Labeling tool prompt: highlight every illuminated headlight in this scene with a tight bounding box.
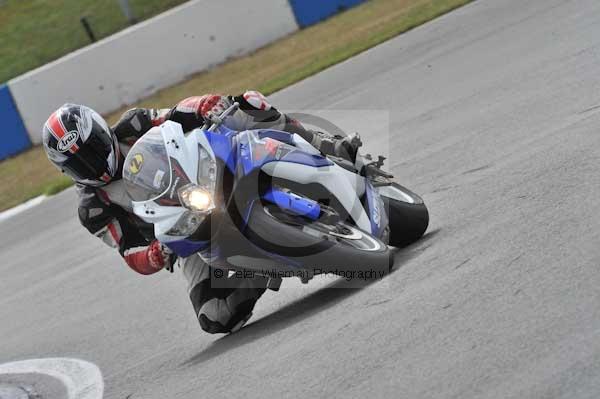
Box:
[178,184,215,213]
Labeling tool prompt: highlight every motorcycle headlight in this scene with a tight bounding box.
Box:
[166,145,218,237]
[165,211,205,237]
[178,184,215,213]
[166,185,215,237]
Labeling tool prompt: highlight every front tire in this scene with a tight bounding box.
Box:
[377,183,429,247]
[243,203,392,275]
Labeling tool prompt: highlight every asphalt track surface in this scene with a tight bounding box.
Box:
[2,0,600,397]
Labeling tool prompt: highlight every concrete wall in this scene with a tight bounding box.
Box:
[8,0,298,145]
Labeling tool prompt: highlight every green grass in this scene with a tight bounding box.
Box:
[0,0,473,211]
[0,0,188,84]
[43,175,74,196]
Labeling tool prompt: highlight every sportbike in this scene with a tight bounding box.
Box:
[123,103,429,287]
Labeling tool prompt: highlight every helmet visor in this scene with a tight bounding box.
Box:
[61,130,115,186]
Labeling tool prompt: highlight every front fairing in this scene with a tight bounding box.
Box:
[122,129,172,202]
[122,121,221,253]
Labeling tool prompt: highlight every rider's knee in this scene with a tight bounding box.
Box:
[197,297,257,334]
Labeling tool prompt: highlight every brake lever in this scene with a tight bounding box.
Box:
[361,155,394,179]
[365,164,394,179]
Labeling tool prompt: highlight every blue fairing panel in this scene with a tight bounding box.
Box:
[202,127,236,172]
[263,188,321,220]
[365,180,388,238]
[280,151,333,167]
[165,239,210,258]
[256,129,295,145]
[237,129,332,175]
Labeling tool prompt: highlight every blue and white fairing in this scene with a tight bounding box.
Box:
[123,121,389,259]
[123,121,216,257]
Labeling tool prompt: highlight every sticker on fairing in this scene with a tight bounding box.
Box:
[129,153,144,174]
[153,170,165,189]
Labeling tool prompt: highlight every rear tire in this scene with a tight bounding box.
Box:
[378,183,429,247]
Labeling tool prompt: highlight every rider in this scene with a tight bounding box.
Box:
[42,92,361,334]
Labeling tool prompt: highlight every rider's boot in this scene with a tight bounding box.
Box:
[282,116,362,163]
[307,130,362,163]
[333,132,362,163]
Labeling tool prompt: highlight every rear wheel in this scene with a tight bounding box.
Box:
[377,183,429,247]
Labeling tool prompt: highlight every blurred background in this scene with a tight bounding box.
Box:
[0,0,187,83]
[0,0,468,212]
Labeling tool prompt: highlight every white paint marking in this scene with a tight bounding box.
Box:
[0,384,29,399]
[0,195,46,223]
[0,358,103,399]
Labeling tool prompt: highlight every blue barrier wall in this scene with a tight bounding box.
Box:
[288,0,366,27]
[0,84,31,160]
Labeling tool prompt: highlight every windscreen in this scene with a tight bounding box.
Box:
[123,129,172,202]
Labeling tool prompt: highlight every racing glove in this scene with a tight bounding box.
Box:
[198,94,229,120]
[124,240,175,275]
[198,94,255,131]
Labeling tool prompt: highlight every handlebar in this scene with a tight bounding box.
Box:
[201,102,240,132]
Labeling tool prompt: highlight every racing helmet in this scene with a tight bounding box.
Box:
[42,104,119,186]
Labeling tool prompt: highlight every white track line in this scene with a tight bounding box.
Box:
[0,358,103,399]
[0,195,46,223]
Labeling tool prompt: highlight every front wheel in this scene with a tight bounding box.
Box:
[377,183,429,247]
[243,202,392,275]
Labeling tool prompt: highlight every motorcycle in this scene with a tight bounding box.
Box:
[122,103,428,286]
